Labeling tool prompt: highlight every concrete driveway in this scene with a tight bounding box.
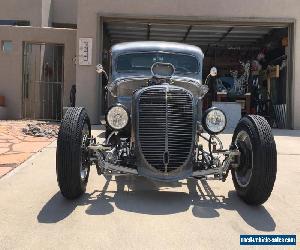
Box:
[0,129,299,250]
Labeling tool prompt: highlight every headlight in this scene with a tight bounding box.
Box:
[202,107,227,134]
[106,104,129,130]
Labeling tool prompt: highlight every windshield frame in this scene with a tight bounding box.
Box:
[112,51,201,80]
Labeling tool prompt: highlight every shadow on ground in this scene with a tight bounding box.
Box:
[37,175,275,232]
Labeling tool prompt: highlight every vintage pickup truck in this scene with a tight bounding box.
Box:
[56,41,277,205]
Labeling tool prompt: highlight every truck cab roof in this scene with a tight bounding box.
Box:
[111,41,204,60]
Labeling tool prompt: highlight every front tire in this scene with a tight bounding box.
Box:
[56,107,91,199]
[231,115,277,205]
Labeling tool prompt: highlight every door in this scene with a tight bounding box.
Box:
[22,43,64,120]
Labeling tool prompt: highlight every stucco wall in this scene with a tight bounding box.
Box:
[0,0,43,26]
[0,0,56,27]
[0,0,77,27]
[42,0,53,27]
[52,0,77,25]
[0,26,76,119]
[76,0,300,128]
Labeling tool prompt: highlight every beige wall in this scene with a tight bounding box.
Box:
[0,26,76,119]
[52,0,77,25]
[0,0,77,27]
[0,0,53,27]
[76,0,300,128]
[42,0,53,27]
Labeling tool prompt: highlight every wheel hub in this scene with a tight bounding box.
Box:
[80,124,90,181]
[237,140,252,176]
[235,130,253,187]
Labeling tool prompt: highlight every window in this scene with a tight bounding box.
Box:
[116,52,199,76]
[52,22,77,29]
[0,20,30,26]
[2,41,13,53]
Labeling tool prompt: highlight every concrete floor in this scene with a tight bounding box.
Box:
[0,129,299,250]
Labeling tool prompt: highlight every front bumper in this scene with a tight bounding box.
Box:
[89,143,240,182]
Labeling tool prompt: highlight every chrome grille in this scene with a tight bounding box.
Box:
[138,87,193,173]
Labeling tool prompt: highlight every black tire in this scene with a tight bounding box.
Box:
[231,115,277,205]
[56,107,91,199]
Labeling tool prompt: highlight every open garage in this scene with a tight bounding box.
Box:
[97,17,293,129]
[74,1,300,129]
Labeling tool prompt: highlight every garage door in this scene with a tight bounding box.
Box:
[104,21,275,48]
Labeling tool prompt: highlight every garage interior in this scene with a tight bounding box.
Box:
[101,19,291,129]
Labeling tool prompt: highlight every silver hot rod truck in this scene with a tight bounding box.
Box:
[56,41,277,205]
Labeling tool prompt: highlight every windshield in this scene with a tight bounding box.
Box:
[115,52,199,76]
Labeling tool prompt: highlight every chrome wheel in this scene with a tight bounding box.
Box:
[80,123,90,181]
[234,130,253,187]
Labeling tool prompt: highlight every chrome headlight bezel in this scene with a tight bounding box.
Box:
[202,107,227,134]
[106,104,129,130]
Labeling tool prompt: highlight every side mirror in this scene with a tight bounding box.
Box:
[210,67,218,77]
[96,64,108,80]
[204,67,218,85]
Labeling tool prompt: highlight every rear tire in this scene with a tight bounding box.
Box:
[56,107,91,199]
[231,115,277,205]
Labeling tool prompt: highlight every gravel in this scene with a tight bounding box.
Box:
[22,122,59,138]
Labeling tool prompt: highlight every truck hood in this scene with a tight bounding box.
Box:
[107,75,208,99]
